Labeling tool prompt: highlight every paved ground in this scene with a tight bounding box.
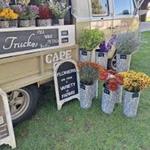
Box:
[140,22,150,32]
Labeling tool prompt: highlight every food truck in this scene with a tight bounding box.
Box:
[0,0,140,125]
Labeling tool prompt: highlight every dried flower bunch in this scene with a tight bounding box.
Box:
[119,71,150,92]
[48,0,71,19]
[100,69,123,91]
[115,32,140,55]
[78,62,103,85]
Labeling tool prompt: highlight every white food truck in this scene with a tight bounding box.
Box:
[0,0,141,125]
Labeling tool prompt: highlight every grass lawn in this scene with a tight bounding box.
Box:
[1,32,150,150]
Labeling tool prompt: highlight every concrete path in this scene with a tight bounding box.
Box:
[140,22,150,32]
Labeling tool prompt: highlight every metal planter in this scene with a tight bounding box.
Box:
[116,54,132,72]
[101,88,116,114]
[115,85,123,104]
[80,82,96,109]
[37,19,52,26]
[123,90,140,117]
[9,20,18,28]
[0,20,9,28]
[95,51,108,69]
[58,19,64,25]
[79,49,92,62]
[19,20,36,27]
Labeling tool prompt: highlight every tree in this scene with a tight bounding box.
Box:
[140,0,150,21]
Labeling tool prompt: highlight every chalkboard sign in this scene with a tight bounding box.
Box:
[54,60,80,110]
[0,89,16,149]
[0,28,59,55]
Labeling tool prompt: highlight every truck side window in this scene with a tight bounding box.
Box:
[91,0,109,16]
[114,0,135,15]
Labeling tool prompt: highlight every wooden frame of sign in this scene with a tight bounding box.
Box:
[0,89,16,149]
[53,59,80,110]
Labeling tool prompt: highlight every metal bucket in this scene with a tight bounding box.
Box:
[123,90,140,117]
[116,54,132,72]
[95,51,108,69]
[37,19,52,26]
[80,82,96,109]
[101,88,116,114]
[79,49,92,62]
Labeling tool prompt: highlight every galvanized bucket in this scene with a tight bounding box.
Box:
[79,49,92,62]
[115,85,123,104]
[19,20,35,27]
[95,50,108,69]
[123,90,140,117]
[80,82,96,109]
[37,19,52,26]
[116,54,132,72]
[0,20,9,28]
[101,88,116,114]
[9,20,18,28]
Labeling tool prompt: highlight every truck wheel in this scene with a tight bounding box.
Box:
[7,85,39,125]
[108,55,116,70]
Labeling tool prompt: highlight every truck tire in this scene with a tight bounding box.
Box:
[7,85,39,126]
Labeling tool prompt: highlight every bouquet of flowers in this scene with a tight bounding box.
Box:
[78,62,103,85]
[48,0,71,19]
[119,71,150,92]
[0,8,19,20]
[99,34,116,53]
[100,69,123,91]
[12,4,39,20]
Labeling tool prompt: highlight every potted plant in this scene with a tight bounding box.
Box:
[78,62,101,109]
[0,2,19,28]
[100,69,123,114]
[120,71,150,117]
[96,34,116,69]
[14,0,39,27]
[35,0,53,26]
[79,29,104,62]
[18,4,39,27]
[115,32,139,72]
[48,0,71,25]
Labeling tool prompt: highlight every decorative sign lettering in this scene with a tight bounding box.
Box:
[54,60,80,110]
[45,50,72,64]
[0,89,16,149]
[0,28,59,55]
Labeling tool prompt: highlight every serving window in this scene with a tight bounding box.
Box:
[91,0,109,16]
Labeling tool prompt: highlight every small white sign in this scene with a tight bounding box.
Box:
[53,60,80,110]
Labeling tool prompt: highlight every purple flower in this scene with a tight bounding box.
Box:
[99,35,116,53]
[29,5,39,15]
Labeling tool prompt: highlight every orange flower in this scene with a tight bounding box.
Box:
[107,79,118,91]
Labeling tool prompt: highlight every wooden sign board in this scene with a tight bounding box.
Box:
[54,60,80,110]
[0,89,16,149]
[0,25,75,58]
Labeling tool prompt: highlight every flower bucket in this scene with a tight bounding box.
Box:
[115,85,123,103]
[116,54,132,72]
[0,20,9,28]
[58,19,64,25]
[95,49,108,69]
[30,19,36,27]
[9,20,18,28]
[79,49,92,62]
[19,20,35,27]
[80,82,96,109]
[37,19,52,26]
[101,87,116,114]
[123,90,140,117]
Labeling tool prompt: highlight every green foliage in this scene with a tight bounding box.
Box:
[116,31,140,55]
[79,29,104,51]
